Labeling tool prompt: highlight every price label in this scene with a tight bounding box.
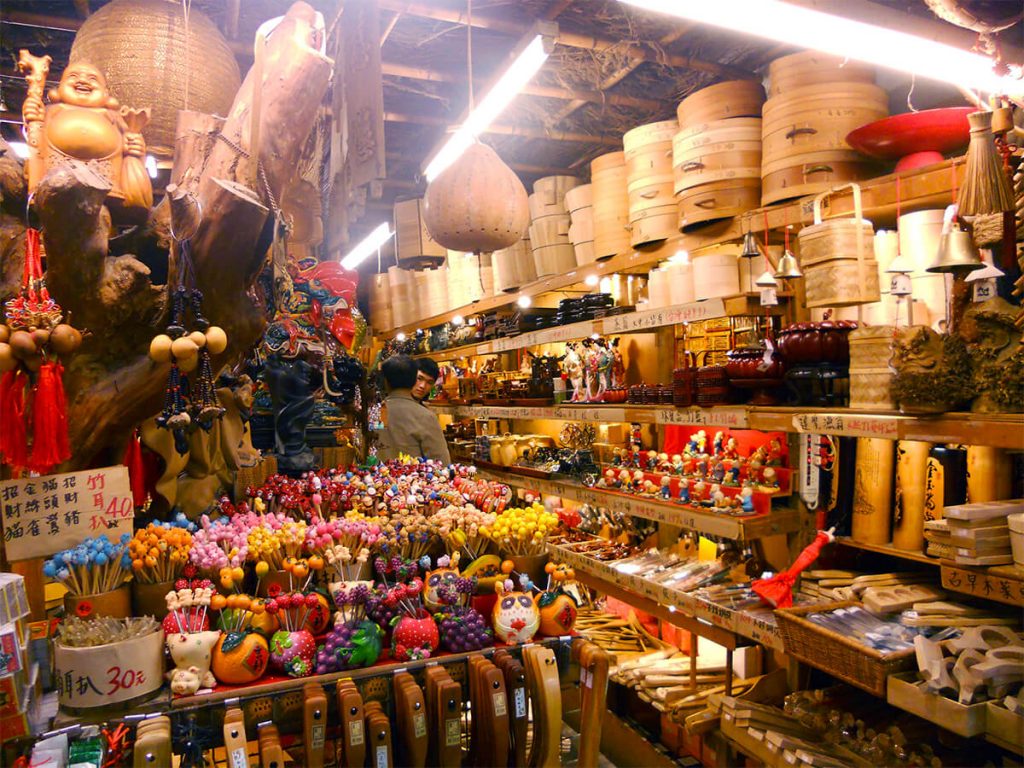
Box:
[656,408,748,428]
[554,406,626,422]
[514,687,527,718]
[230,748,249,768]
[376,746,389,768]
[759,287,778,306]
[349,720,365,746]
[446,718,461,747]
[493,691,508,717]
[311,723,326,750]
[791,413,900,439]
[413,712,427,739]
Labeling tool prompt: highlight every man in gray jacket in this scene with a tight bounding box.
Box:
[377,354,451,462]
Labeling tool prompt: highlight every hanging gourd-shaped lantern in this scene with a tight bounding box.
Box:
[423,142,529,253]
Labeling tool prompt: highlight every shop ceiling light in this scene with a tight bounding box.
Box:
[340,222,394,271]
[517,295,533,308]
[584,274,600,287]
[424,24,557,181]
[618,0,1019,93]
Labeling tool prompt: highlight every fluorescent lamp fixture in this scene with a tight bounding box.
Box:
[452,315,464,326]
[424,28,555,181]
[516,295,532,309]
[340,222,394,270]
[145,155,158,179]
[619,0,1019,92]
[584,274,600,287]
[396,332,407,342]
[7,141,30,159]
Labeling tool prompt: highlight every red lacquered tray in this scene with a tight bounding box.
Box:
[846,107,974,171]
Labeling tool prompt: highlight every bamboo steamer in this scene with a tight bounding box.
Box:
[394,198,447,268]
[629,206,678,247]
[625,121,677,247]
[762,161,877,206]
[532,243,577,277]
[418,266,450,320]
[893,440,933,552]
[591,151,631,259]
[423,143,529,253]
[388,265,414,328]
[446,250,480,306]
[368,272,394,333]
[674,118,764,148]
[494,239,535,293]
[673,120,762,194]
[529,214,571,248]
[532,175,579,216]
[852,437,894,545]
[564,184,592,214]
[568,206,594,246]
[677,80,765,128]
[478,252,495,297]
[767,50,876,96]
[692,250,740,299]
[848,326,899,410]
[677,180,761,231]
[573,241,596,265]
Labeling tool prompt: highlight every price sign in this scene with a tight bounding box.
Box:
[791,413,900,439]
[656,408,748,428]
[759,287,778,306]
[55,629,163,708]
[553,406,626,423]
[0,466,133,561]
[734,611,785,651]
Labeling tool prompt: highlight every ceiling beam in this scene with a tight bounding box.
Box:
[382,61,663,110]
[542,0,574,21]
[374,0,753,79]
[384,111,621,145]
[380,12,402,46]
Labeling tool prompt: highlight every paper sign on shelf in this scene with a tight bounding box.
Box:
[0,466,133,561]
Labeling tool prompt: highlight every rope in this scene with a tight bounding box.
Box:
[212,132,280,214]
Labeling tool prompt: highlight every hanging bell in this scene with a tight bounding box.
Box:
[774,249,803,280]
[740,231,760,258]
[927,226,984,274]
[755,269,777,287]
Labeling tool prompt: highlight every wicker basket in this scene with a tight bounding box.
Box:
[775,600,917,696]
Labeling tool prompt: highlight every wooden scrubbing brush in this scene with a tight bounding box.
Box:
[959,110,1015,216]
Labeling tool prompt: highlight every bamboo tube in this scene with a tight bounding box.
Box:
[893,440,932,552]
[967,445,1013,503]
[924,446,968,520]
[852,437,895,545]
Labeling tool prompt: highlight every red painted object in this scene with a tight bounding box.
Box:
[846,107,974,172]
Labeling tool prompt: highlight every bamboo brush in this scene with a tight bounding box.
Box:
[959,110,1015,216]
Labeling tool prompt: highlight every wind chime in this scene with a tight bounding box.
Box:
[0,228,82,473]
[148,212,228,455]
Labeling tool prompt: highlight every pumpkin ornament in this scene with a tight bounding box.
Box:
[0,228,81,472]
[535,562,579,636]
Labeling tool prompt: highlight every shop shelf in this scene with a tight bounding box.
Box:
[834,537,940,566]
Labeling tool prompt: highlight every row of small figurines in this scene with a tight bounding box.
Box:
[609,453,783,486]
[597,469,779,516]
[615,432,786,468]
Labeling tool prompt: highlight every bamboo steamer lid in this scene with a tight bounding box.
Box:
[532,243,577,278]
[675,116,763,143]
[529,214,571,249]
[761,160,875,206]
[677,179,761,231]
[564,184,593,214]
[368,272,394,332]
[70,0,241,157]
[768,51,876,96]
[493,239,535,293]
[533,175,579,211]
[424,143,529,252]
[851,437,894,545]
[591,151,631,259]
[623,120,678,152]
[629,206,678,247]
[677,80,765,128]
[692,250,741,299]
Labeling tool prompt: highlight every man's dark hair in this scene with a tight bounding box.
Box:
[417,358,440,381]
[381,354,418,390]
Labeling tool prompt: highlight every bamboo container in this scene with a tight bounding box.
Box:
[368,272,393,333]
[591,151,630,259]
[531,175,579,218]
[848,326,899,410]
[677,80,765,127]
[924,446,968,521]
[646,266,671,309]
[967,446,1013,503]
[692,251,740,299]
[478,252,495,297]
[394,198,447,268]
[767,51,876,96]
[493,239,535,293]
[446,250,482,307]
[532,243,577,277]
[565,184,595,265]
[672,119,762,194]
[893,440,933,552]
[663,258,695,305]
[388,265,414,328]
[852,437,894,545]
[624,120,678,247]
[418,265,450,320]
[677,180,761,231]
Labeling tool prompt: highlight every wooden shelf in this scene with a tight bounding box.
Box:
[388,158,963,336]
[413,293,778,363]
[552,544,785,651]
[940,562,1024,608]
[834,536,939,566]
[436,404,1024,450]
[477,467,799,541]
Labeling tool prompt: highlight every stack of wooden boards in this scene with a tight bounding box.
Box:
[947,499,1024,566]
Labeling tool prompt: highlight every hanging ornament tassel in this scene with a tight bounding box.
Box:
[121,428,148,508]
[0,370,30,468]
[28,360,70,473]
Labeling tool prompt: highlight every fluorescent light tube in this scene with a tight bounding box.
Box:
[424,31,554,181]
[619,0,1019,93]
[340,222,394,270]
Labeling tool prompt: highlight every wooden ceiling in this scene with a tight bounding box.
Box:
[1,0,1018,250]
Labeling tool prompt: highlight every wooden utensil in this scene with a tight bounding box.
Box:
[257,724,285,768]
[524,645,562,768]
[336,679,366,768]
[133,717,171,768]
[494,650,529,768]
[223,708,249,768]
[303,683,328,768]
[365,701,394,768]
[393,672,428,768]
[425,665,463,768]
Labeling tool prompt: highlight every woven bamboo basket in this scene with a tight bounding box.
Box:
[692,251,741,299]
[676,80,765,128]
[673,120,762,195]
[531,175,579,217]
[493,239,535,293]
[848,325,901,409]
[394,198,447,268]
[368,272,393,333]
[805,261,881,308]
[70,0,240,157]
[591,151,631,259]
[677,179,761,231]
[767,51,876,95]
[775,601,916,696]
[532,243,577,278]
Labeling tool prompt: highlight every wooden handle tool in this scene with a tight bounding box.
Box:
[223,708,250,768]
[303,683,328,768]
[336,680,366,768]
[524,646,562,768]
[470,657,510,768]
[133,717,170,768]
[577,642,610,768]
[425,666,463,767]
[257,724,285,768]
[494,651,529,768]
[394,672,428,768]
[365,701,394,768]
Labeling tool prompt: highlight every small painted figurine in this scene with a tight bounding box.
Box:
[618,469,631,489]
[632,469,645,492]
[612,447,623,466]
[766,438,784,466]
[740,484,755,513]
[692,480,706,504]
[724,437,740,460]
[695,457,708,479]
[610,337,626,389]
[726,463,741,487]
[707,483,722,507]
[711,460,726,484]
[671,454,684,475]
[645,450,659,471]
[629,423,643,452]
[678,478,691,504]
[642,479,657,497]
[660,475,672,499]
[600,468,616,488]
[762,466,779,489]
[713,431,725,456]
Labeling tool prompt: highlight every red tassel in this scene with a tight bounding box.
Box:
[28,360,70,473]
[121,429,148,507]
[0,370,30,469]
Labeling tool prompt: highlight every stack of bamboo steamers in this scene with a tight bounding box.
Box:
[529,175,580,277]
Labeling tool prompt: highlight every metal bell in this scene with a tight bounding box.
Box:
[740,231,760,258]
[927,227,984,274]
[755,269,777,287]
[774,249,803,279]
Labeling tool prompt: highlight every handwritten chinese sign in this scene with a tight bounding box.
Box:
[55,629,163,708]
[941,564,1024,607]
[791,413,900,439]
[0,466,133,561]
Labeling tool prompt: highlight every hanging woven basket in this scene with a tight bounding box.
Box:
[70,0,241,158]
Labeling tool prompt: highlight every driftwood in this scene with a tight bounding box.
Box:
[0,1,333,468]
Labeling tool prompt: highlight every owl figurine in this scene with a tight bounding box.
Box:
[492,579,540,645]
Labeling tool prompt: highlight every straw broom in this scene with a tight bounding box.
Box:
[958,110,1015,216]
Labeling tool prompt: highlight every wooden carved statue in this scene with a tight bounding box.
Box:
[19,54,153,210]
[960,297,1024,413]
[890,326,976,414]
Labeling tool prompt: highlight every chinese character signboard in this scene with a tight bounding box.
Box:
[0,466,133,561]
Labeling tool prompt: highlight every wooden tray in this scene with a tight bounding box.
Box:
[986,701,1024,753]
[887,672,988,737]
